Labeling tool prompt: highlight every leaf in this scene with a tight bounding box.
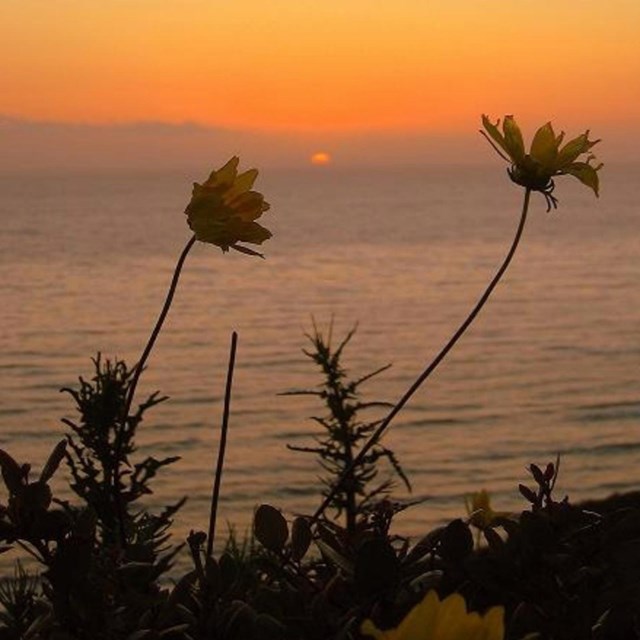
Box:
[315,539,354,576]
[354,537,400,597]
[290,517,312,561]
[404,526,445,564]
[40,440,67,483]
[483,527,504,552]
[542,463,554,482]
[529,463,546,487]
[0,450,23,494]
[439,519,473,561]
[253,504,288,552]
[519,484,538,504]
[159,625,191,637]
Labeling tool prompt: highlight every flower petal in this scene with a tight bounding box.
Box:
[530,122,558,168]
[360,619,391,640]
[482,606,505,640]
[562,161,602,196]
[226,191,270,221]
[481,115,514,162]
[556,132,600,168]
[204,156,239,187]
[502,116,525,164]
[236,220,272,245]
[228,168,259,196]
[396,590,439,639]
[230,244,266,258]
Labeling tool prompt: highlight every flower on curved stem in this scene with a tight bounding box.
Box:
[481,115,603,211]
[361,590,504,640]
[185,156,271,257]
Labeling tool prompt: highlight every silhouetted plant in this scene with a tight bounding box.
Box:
[3,124,632,640]
[0,563,42,639]
[61,354,183,556]
[285,324,410,535]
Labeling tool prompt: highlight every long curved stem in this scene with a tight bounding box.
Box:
[114,234,196,548]
[124,235,197,419]
[311,189,532,524]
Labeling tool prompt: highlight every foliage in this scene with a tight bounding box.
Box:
[285,324,411,535]
[0,355,185,639]
[61,354,182,547]
[2,414,640,639]
[2,127,633,639]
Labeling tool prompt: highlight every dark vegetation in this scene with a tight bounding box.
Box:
[0,134,622,638]
[0,331,639,640]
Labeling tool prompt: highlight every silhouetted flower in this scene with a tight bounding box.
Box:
[361,590,504,640]
[481,115,603,210]
[185,157,271,256]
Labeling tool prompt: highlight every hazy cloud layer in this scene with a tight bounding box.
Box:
[0,117,495,171]
[1,117,636,172]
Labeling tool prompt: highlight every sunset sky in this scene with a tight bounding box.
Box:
[1,1,639,167]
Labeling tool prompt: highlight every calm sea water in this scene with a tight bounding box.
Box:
[0,164,638,554]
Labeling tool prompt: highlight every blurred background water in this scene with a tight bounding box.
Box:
[0,164,638,559]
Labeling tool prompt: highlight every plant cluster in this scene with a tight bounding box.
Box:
[1,118,631,640]
[0,347,638,639]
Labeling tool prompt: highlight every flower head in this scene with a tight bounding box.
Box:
[465,490,511,534]
[185,157,271,257]
[481,115,603,210]
[361,590,504,640]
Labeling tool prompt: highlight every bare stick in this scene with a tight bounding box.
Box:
[207,331,239,557]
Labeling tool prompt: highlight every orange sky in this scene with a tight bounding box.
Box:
[1,1,639,134]
[1,1,639,169]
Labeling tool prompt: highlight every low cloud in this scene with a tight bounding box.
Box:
[0,116,491,171]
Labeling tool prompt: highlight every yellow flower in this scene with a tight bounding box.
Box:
[185,156,271,256]
[464,490,506,530]
[481,115,603,210]
[361,590,504,640]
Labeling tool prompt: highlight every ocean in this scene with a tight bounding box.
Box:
[0,163,638,555]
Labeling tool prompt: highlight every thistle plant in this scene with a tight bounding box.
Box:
[312,115,603,525]
[286,324,410,535]
[61,354,183,558]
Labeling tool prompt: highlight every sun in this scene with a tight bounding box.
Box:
[310,151,332,166]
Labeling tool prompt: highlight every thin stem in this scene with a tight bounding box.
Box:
[207,331,238,557]
[124,235,197,418]
[115,234,196,548]
[311,189,532,524]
